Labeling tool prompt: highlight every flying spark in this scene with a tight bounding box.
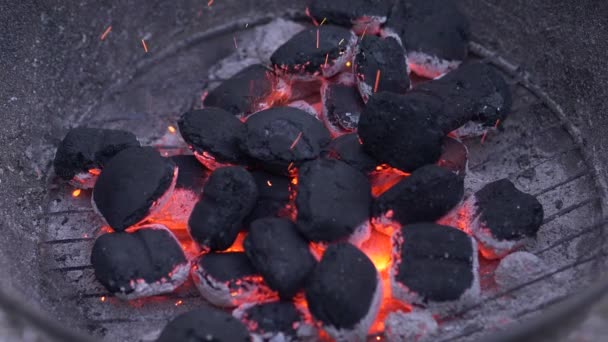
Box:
[207,0,214,6]
[100,26,112,41]
[266,180,273,187]
[233,36,238,49]
[141,39,149,53]
[167,125,176,134]
[290,132,303,150]
[319,17,327,26]
[316,29,320,49]
[72,189,81,198]
[374,69,381,93]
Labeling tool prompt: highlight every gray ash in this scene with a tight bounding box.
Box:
[354,36,410,101]
[321,83,365,134]
[358,91,444,172]
[373,165,464,226]
[241,107,331,175]
[244,218,317,299]
[188,166,258,251]
[178,107,248,165]
[157,308,250,342]
[90,225,188,300]
[204,64,275,116]
[296,158,372,243]
[53,127,139,186]
[243,170,291,228]
[92,147,176,231]
[323,133,377,174]
[391,223,479,312]
[270,25,356,78]
[305,243,381,340]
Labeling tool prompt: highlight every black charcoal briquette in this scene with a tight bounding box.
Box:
[321,83,365,134]
[157,308,250,342]
[204,64,275,116]
[358,91,444,172]
[242,107,331,175]
[296,158,372,243]
[234,301,315,341]
[170,155,209,193]
[323,133,377,174]
[438,137,468,175]
[244,218,316,299]
[188,167,258,251]
[53,127,139,187]
[308,0,391,34]
[305,243,381,341]
[243,170,291,228]
[92,147,177,231]
[91,225,189,300]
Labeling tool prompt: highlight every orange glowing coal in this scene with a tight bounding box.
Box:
[370,165,410,197]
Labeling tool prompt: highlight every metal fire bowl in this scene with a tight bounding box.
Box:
[1,1,608,341]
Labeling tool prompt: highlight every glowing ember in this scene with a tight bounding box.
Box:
[72,189,81,197]
[167,125,176,134]
[100,26,112,41]
[141,39,149,53]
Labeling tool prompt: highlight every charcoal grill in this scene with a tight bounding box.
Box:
[1,0,608,341]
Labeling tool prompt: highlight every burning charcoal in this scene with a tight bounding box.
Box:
[233,301,317,341]
[320,83,365,134]
[92,147,177,231]
[306,243,382,341]
[242,107,331,175]
[373,165,464,236]
[438,137,468,175]
[90,224,189,300]
[494,252,547,289]
[354,35,410,102]
[323,133,377,174]
[308,0,391,35]
[391,223,480,314]
[384,0,471,78]
[271,26,357,79]
[456,179,544,259]
[412,62,512,136]
[296,158,372,244]
[53,127,140,188]
[243,170,291,228]
[204,64,276,116]
[178,108,248,169]
[191,252,275,308]
[358,91,444,172]
[170,155,209,193]
[157,308,250,342]
[188,167,258,251]
[244,218,316,299]
[384,311,438,342]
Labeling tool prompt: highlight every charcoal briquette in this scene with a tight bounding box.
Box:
[438,137,468,175]
[157,308,250,342]
[305,243,381,341]
[243,170,291,228]
[321,83,365,134]
[323,133,377,174]
[92,147,177,231]
[53,127,140,187]
[308,0,391,34]
[188,167,258,251]
[296,158,372,243]
[170,155,209,193]
[233,301,316,341]
[91,225,189,300]
[242,107,331,175]
[244,218,316,299]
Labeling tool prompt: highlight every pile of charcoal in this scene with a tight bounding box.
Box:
[52,0,545,341]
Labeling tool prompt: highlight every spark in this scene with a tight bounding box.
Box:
[233,36,238,49]
[72,189,81,198]
[338,38,345,45]
[291,178,298,185]
[290,132,303,150]
[346,61,352,68]
[100,26,112,41]
[141,39,149,53]
[319,17,327,26]
[100,296,106,302]
[494,119,501,128]
[305,7,320,26]
[481,130,489,144]
[175,300,183,306]
[266,180,272,187]
[374,69,381,93]
[324,53,329,68]
[360,24,370,41]
[207,0,214,6]
[88,168,101,176]
[167,125,176,134]
[316,29,320,49]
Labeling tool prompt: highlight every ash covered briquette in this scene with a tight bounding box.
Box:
[494,251,547,289]
[354,36,410,102]
[188,167,258,251]
[92,147,177,231]
[233,301,316,341]
[296,158,372,244]
[412,62,512,136]
[170,155,208,193]
[191,252,274,308]
[321,83,365,134]
[244,218,316,299]
[157,307,250,342]
[384,310,438,342]
[91,224,189,300]
[358,91,444,172]
[241,107,331,174]
[323,133,377,174]
[271,25,357,79]
[391,223,479,314]
[384,0,471,78]
[438,137,468,175]
[308,0,391,34]
[204,64,275,116]
[306,243,382,341]
[178,107,248,168]
[467,179,544,259]
[243,170,291,228]
[373,165,464,236]
[53,127,140,188]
